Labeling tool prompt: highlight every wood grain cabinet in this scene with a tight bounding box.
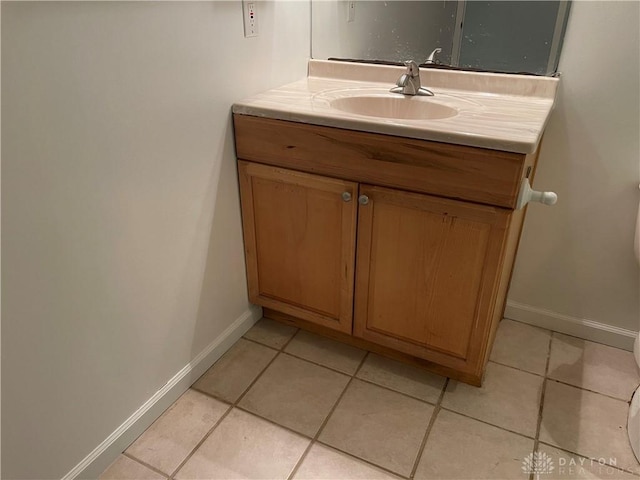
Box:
[238,161,357,334]
[234,114,538,385]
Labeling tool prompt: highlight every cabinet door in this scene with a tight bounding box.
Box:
[238,161,358,333]
[354,185,509,367]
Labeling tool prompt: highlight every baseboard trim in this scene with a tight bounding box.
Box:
[63,306,262,480]
[505,300,637,351]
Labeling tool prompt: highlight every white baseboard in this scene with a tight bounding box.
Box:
[63,305,262,480]
[505,300,637,351]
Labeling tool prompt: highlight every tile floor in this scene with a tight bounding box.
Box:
[100,318,640,480]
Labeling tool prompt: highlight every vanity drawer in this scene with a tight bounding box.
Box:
[233,114,533,208]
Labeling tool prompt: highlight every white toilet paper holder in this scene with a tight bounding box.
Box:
[515,178,558,210]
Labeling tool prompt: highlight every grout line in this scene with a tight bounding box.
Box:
[487,359,545,377]
[279,350,364,377]
[529,330,553,480]
[234,404,314,440]
[167,404,234,478]
[503,317,553,335]
[351,349,369,378]
[299,349,414,479]
[284,427,317,477]
[240,336,285,353]
[190,346,279,406]
[244,330,447,409]
[242,323,300,353]
[281,327,303,350]
[246,324,449,405]
[489,359,546,378]
[491,337,632,403]
[409,377,450,479]
[536,441,640,477]
[234,351,286,406]
[187,371,460,479]
[352,371,443,406]
[490,333,636,402]
[286,351,371,480]
[280,348,444,407]
[169,337,289,479]
[437,405,537,440]
[314,439,410,479]
[544,377,636,403]
[121,452,173,479]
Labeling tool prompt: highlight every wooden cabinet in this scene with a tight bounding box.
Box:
[238,161,358,334]
[234,114,538,385]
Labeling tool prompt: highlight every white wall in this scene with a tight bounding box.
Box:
[507,1,640,347]
[1,2,309,478]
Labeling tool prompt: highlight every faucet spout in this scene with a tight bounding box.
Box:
[390,60,434,96]
[425,48,442,65]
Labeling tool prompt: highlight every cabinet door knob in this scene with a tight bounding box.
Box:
[358,194,370,205]
[342,192,352,202]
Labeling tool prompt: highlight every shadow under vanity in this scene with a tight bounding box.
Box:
[232,60,559,386]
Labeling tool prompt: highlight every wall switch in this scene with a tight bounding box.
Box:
[242,1,258,38]
[347,1,356,22]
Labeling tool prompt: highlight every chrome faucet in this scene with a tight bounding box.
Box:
[425,47,442,65]
[390,60,434,96]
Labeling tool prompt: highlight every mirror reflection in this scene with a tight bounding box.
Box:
[312,1,571,76]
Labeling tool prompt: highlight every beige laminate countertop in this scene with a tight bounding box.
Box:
[232,60,560,154]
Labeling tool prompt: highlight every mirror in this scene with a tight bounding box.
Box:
[311,1,571,76]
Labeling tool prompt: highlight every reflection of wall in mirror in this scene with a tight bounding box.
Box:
[312,0,457,64]
[459,1,568,75]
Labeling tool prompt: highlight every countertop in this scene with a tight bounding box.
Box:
[232,60,559,154]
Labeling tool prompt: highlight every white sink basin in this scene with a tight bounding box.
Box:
[329,95,458,120]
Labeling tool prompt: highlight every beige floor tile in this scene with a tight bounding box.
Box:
[442,362,543,437]
[243,317,297,350]
[284,330,366,374]
[538,445,639,479]
[356,353,445,403]
[239,354,349,436]
[415,409,533,479]
[126,389,229,475]
[548,334,640,401]
[319,379,434,477]
[99,455,166,479]
[490,319,551,375]
[293,444,399,480]
[175,408,309,480]
[540,381,640,475]
[193,338,277,403]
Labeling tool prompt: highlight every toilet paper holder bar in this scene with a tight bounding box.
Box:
[515,178,558,210]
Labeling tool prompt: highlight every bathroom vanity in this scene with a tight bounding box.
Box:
[233,60,559,386]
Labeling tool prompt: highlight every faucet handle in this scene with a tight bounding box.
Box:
[404,60,420,77]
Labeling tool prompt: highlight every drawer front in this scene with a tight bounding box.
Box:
[234,114,529,208]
